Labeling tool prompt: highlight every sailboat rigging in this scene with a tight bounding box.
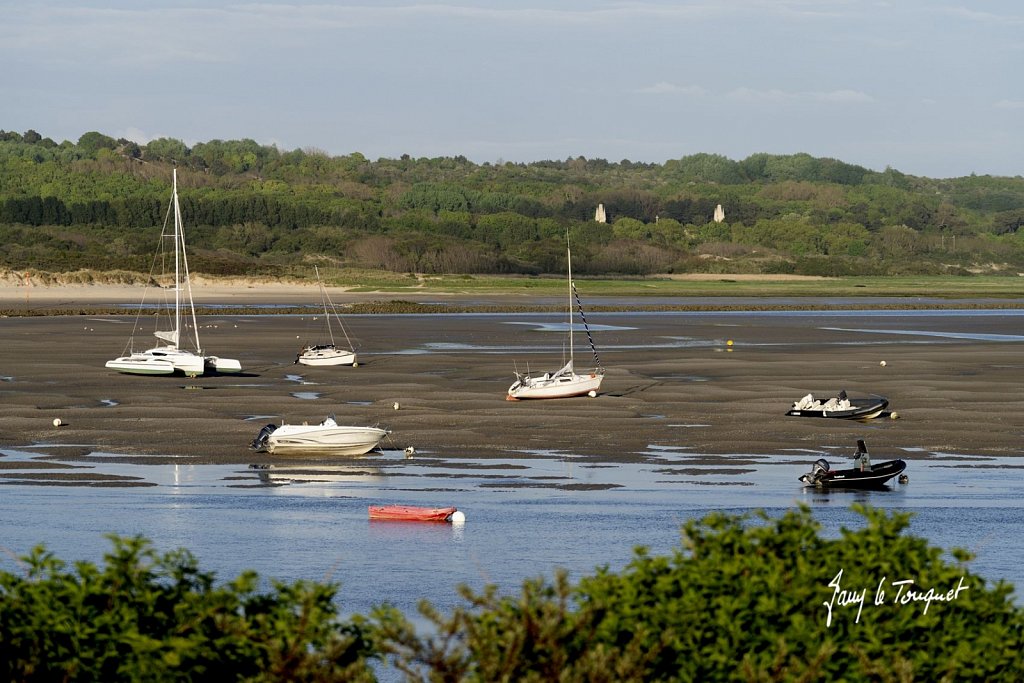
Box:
[294,266,358,366]
[507,235,604,400]
[105,169,241,377]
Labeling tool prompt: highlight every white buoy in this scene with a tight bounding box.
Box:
[352,362,359,367]
[404,446,416,456]
[880,360,887,367]
[450,510,466,524]
[393,402,400,410]
[588,390,597,398]
[52,418,62,427]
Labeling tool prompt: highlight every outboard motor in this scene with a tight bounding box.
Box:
[800,458,831,485]
[250,423,278,451]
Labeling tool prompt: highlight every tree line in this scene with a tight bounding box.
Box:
[2,129,1023,277]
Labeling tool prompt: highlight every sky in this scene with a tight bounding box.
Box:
[2,1,1022,179]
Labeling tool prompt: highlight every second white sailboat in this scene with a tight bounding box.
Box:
[507,235,604,400]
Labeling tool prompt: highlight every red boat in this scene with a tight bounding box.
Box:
[368,505,459,522]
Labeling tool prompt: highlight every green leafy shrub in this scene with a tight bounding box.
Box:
[3,508,1022,680]
[380,505,1023,681]
[0,536,377,681]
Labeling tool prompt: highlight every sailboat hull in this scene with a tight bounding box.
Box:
[105,356,176,375]
[507,372,603,400]
[296,346,357,366]
[205,356,242,374]
[107,347,205,376]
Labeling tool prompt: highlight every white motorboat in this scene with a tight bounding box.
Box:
[106,169,241,377]
[507,235,604,400]
[295,266,358,366]
[250,416,388,455]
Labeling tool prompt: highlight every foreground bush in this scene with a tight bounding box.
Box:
[0,536,377,681]
[381,505,1023,681]
[2,506,1022,681]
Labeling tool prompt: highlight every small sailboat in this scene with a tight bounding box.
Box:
[295,266,357,366]
[250,415,388,455]
[106,169,240,377]
[507,235,604,400]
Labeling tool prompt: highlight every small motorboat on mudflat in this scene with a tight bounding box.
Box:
[368,505,461,522]
[799,440,906,490]
[786,390,888,420]
[250,416,387,455]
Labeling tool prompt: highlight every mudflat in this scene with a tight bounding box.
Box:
[2,293,1023,474]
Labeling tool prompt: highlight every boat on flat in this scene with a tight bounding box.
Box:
[295,266,358,367]
[250,416,387,455]
[508,361,603,400]
[296,345,356,367]
[507,233,604,400]
[107,169,240,377]
[786,390,888,419]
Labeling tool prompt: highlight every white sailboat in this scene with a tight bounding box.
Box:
[507,236,604,400]
[295,266,358,366]
[106,169,241,377]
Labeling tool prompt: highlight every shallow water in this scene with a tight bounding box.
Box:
[1,444,1021,622]
[378,308,1024,355]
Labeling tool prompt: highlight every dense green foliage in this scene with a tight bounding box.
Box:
[0,536,377,681]
[381,505,1023,681]
[2,128,1024,277]
[3,507,1020,680]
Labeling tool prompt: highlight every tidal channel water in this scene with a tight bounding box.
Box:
[1,443,1021,622]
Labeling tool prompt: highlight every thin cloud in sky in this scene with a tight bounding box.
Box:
[2,0,1022,177]
[635,82,707,96]
[817,90,875,104]
[726,88,874,104]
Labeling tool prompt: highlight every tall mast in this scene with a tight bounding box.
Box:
[172,169,181,345]
[172,168,202,352]
[566,233,573,363]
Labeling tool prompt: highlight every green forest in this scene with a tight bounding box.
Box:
[2,128,1024,279]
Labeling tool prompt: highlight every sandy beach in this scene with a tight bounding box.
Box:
[2,283,1023,484]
